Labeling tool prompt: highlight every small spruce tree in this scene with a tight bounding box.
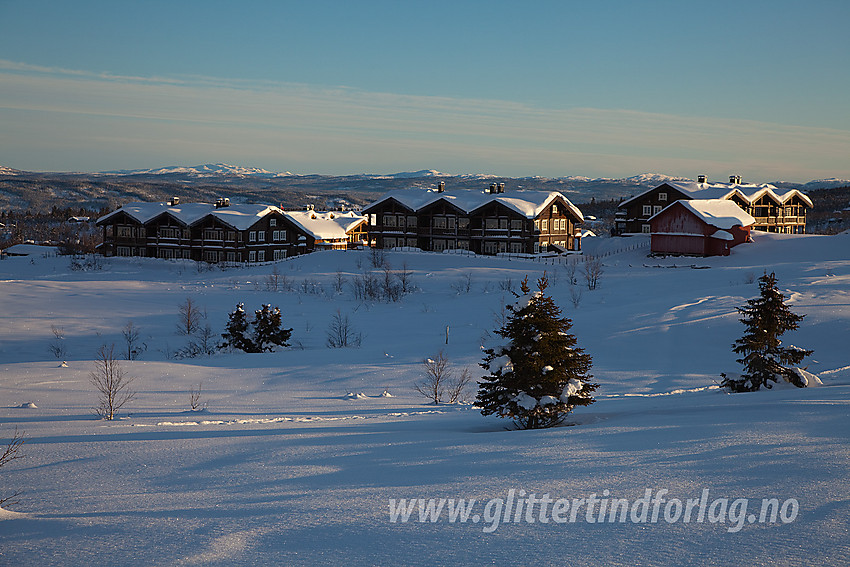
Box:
[221,303,257,352]
[252,304,292,352]
[722,272,813,391]
[477,275,597,429]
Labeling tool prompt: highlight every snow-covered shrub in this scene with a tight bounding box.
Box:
[477,275,597,429]
[721,272,814,392]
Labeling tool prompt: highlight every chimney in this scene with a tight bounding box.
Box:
[489,183,497,194]
[729,175,741,185]
[437,181,445,193]
[214,197,231,208]
[697,175,706,184]
[498,182,505,193]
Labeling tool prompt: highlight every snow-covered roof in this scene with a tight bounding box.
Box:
[363,188,583,220]
[620,181,812,208]
[1,243,59,256]
[650,199,755,229]
[97,202,283,230]
[284,210,366,241]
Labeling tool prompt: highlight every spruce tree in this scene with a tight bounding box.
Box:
[221,303,258,353]
[477,275,597,429]
[722,272,813,391]
[252,304,292,352]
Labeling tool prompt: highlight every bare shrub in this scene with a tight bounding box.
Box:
[90,344,136,420]
[451,273,473,294]
[570,285,583,308]
[565,258,579,286]
[177,297,205,336]
[414,351,471,404]
[382,266,402,302]
[333,270,347,294]
[370,247,387,269]
[189,382,205,411]
[326,310,362,348]
[48,325,67,360]
[122,321,145,360]
[583,256,604,290]
[397,262,414,295]
[498,278,515,293]
[0,427,25,508]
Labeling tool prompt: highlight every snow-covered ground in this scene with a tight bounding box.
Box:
[1,232,849,565]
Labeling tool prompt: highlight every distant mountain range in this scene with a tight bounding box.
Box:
[0,163,848,213]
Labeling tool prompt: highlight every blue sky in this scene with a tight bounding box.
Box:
[1,0,848,181]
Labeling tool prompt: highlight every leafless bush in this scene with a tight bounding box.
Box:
[398,262,414,295]
[189,382,205,411]
[382,266,402,302]
[583,255,604,290]
[300,278,323,295]
[570,284,583,308]
[351,271,382,301]
[90,344,136,420]
[122,321,145,360]
[0,427,25,508]
[565,259,579,286]
[326,310,363,348]
[333,270,347,294]
[48,325,67,360]
[414,351,471,404]
[498,278,515,293]
[370,247,387,269]
[451,273,473,294]
[177,297,205,336]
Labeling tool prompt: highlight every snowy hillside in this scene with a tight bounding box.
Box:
[102,163,292,177]
[1,233,849,565]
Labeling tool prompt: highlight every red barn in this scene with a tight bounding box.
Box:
[649,199,755,257]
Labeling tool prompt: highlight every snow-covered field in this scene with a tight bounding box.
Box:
[1,233,849,566]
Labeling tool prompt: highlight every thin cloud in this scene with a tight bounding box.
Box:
[0,60,848,179]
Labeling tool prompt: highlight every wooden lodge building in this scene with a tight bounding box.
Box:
[614,176,811,236]
[362,183,585,255]
[649,199,755,257]
[96,198,367,262]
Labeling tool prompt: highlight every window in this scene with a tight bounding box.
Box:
[658,192,668,202]
[249,231,256,242]
[458,217,469,229]
[642,205,653,216]
[447,216,456,230]
[485,218,498,230]
[226,231,236,241]
[653,205,662,215]
[552,205,557,214]
[407,238,417,247]
[383,215,397,227]
[117,246,131,257]
[510,242,523,253]
[258,250,265,262]
[534,242,540,254]
[117,226,133,238]
[511,219,523,231]
[272,230,280,241]
[274,249,286,260]
[226,251,236,262]
[270,218,277,227]
[258,231,265,242]
[433,216,447,229]
[204,251,218,262]
[642,224,651,233]
[407,216,417,228]
[457,239,469,250]
[484,241,498,254]
[249,251,256,262]
[498,218,508,230]
[534,220,540,231]
[203,229,221,240]
[541,220,548,232]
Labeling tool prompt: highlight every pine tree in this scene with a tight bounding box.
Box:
[722,272,813,392]
[477,275,597,429]
[252,304,292,352]
[220,303,257,353]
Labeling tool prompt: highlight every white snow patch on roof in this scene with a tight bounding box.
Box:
[284,211,366,240]
[651,199,755,229]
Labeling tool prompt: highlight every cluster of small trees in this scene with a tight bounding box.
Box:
[220,303,293,353]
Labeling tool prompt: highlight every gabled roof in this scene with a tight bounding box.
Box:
[284,210,366,241]
[650,199,755,230]
[97,201,283,231]
[619,181,812,208]
[363,188,583,220]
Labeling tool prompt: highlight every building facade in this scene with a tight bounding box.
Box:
[97,199,365,262]
[362,184,584,255]
[649,199,755,257]
[615,177,811,235]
